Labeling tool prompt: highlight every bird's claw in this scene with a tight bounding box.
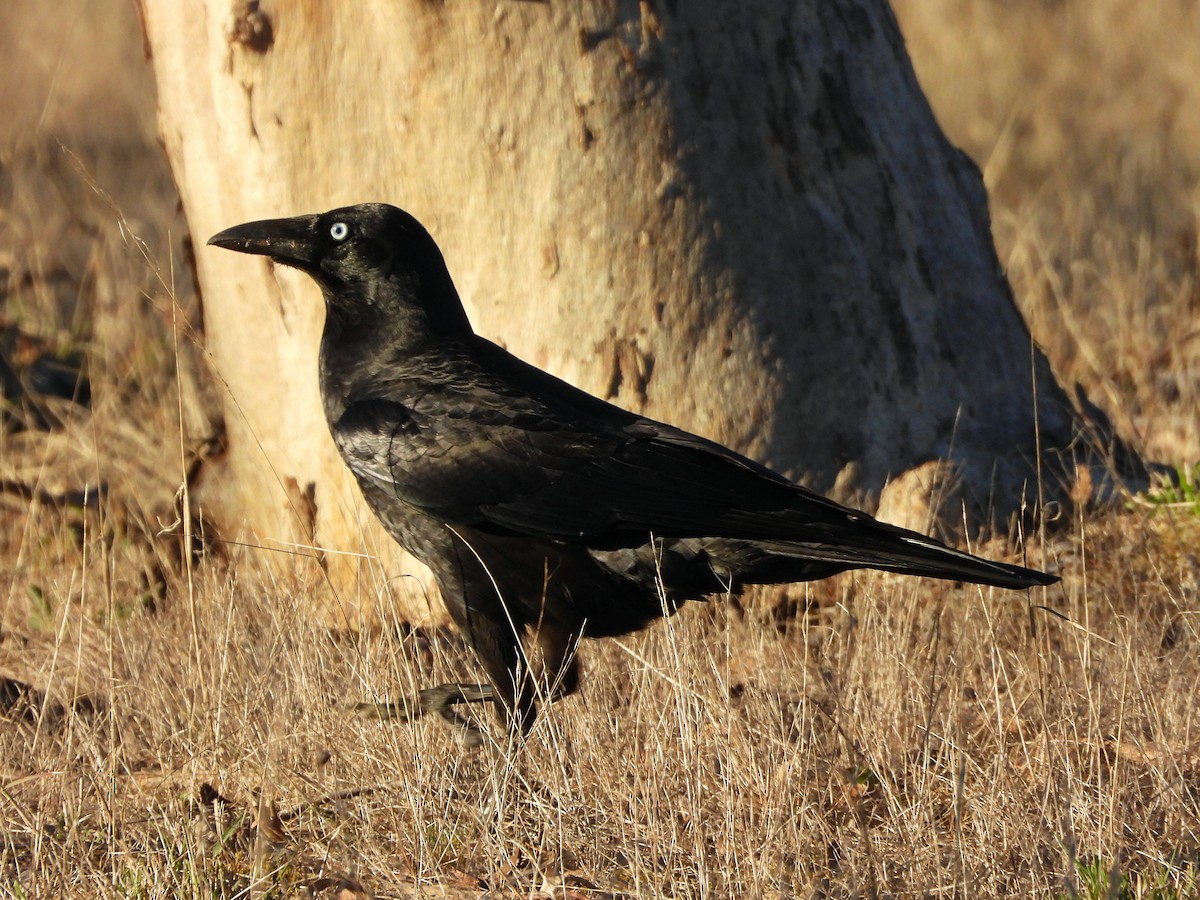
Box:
[355,682,496,743]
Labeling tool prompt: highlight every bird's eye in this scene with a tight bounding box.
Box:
[329,222,350,241]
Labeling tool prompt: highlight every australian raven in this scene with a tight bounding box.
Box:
[209,203,1057,735]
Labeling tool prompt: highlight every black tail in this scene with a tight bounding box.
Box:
[753,519,1058,590]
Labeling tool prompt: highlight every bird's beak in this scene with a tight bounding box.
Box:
[207,214,321,268]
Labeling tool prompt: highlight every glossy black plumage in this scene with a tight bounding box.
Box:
[209,203,1058,734]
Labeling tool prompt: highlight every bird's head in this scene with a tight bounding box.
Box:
[208,203,472,337]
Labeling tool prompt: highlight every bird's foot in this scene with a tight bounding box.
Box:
[355,682,496,745]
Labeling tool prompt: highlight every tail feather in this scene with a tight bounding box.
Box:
[758,521,1057,590]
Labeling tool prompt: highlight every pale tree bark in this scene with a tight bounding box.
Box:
[139,0,1132,619]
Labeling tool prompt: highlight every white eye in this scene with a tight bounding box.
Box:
[329,222,349,241]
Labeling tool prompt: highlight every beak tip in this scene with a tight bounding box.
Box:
[206,229,237,250]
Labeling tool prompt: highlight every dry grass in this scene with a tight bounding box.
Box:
[2,1,1199,897]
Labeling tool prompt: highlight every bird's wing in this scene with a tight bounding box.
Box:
[331,338,862,547]
[331,338,1056,590]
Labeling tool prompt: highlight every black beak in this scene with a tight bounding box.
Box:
[207,214,321,268]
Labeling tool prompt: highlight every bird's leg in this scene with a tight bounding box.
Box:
[534,623,582,702]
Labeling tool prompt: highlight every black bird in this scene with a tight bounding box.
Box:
[209,203,1058,735]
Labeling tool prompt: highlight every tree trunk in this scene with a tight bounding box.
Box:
[138,0,1121,620]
